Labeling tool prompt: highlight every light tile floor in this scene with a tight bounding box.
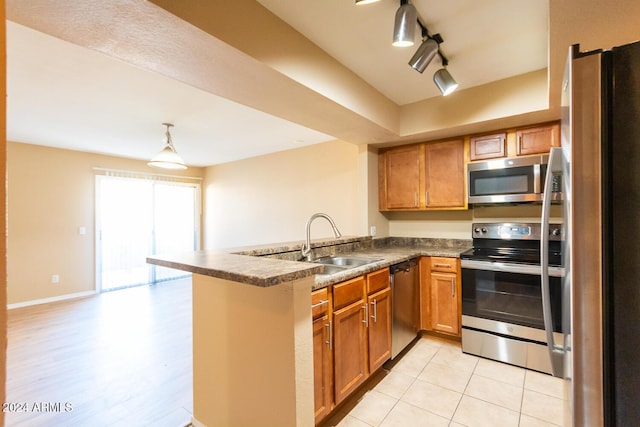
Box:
[328,335,568,427]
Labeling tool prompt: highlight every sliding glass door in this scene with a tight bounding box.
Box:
[96,174,200,291]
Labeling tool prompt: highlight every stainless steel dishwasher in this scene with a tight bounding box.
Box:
[389,258,419,358]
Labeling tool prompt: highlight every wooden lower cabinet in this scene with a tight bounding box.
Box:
[430,271,459,335]
[420,257,461,337]
[333,299,367,405]
[313,269,392,422]
[367,287,392,373]
[313,314,332,423]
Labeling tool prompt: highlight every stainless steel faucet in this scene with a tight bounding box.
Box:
[301,213,342,261]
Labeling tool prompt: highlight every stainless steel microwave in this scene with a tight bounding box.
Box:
[467,154,562,204]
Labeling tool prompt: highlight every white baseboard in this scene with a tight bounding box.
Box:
[8,290,97,309]
[190,417,206,427]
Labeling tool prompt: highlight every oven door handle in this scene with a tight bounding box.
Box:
[461,259,564,277]
[541,147,565,377]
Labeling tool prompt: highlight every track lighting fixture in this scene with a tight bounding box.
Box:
[355,0,381,4]
[409,37,439,73]
[148,123,187,170]
[392,0,417,47]
[434,67,459,96]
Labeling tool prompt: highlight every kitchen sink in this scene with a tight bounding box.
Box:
[311,255,382,276]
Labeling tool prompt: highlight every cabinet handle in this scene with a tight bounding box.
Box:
[433,263,452,268]
[425,191,429,206]
[370,299,377,323]
[311,299,328,309]
[414,192,418,207]
[451,278,455,297]
[325,321,333,350]
[362,304,369,327]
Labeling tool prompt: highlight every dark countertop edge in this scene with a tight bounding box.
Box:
[147,238,472,289]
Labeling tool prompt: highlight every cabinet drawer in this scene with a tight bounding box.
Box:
[367,268,390,295]
[430,257,458,273]
[333,276,365,310]
[311,288,329,319]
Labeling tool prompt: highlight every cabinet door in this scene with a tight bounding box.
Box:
[470,133,506,161]
[379,145,420,210]
[367,287,392,373]
[313,315,332,424]
[424,140,465,208]
[430,272,460,335]
[333,300,368,405]
[516,123,560,156]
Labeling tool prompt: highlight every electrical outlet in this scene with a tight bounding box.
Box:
[370,226,377,236]
[51,274,60,284]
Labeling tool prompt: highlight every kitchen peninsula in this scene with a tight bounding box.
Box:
[147,236,470,427]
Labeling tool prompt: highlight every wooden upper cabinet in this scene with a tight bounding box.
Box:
[378,139,465,211]
[516,123,560,156]
[470,133,506,161]
[379,145,420,209]
[424,139,465,208]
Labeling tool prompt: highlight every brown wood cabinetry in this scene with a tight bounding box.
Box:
[379,145,420,209]
[379,139,465,211]
[332,277,367,405]
[469,133,506,161]
[425,140,465,208]
[314,268,392,418]
[516,123,560,156]
[311,288,332,424]
[419,257,461,337]
[366,268,391,373]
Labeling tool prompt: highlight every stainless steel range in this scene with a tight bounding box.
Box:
[460,222,564,375]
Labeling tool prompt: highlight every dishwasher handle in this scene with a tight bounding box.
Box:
[390,258,418,274]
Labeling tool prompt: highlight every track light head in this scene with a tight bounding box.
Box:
[409,38,439,73]
[433,68,459,96]
[392,1,417,47]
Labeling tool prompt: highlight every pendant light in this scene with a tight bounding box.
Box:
[433,67,459,96]
[148,123,187,170]
[392,0,417,47]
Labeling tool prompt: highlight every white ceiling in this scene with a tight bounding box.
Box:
[6,0,548,167]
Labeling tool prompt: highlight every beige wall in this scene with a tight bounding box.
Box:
[203,140,360,249]
[7,142,204,305]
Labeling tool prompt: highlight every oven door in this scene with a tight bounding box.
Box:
[461,260,563,335]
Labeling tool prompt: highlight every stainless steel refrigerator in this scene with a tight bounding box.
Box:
[542,40,640,427]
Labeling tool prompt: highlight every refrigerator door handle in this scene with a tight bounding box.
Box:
[541,146,565,377]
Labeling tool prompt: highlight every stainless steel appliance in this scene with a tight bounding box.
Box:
[389,259,419,359]
[467,155,563,204]
[460,223,564,375]
[553,40,640,427]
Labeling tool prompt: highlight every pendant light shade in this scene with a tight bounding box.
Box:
[148,123,187,170]
[392,1,417,47]
[409,38,439,73]
[433,68,459,96]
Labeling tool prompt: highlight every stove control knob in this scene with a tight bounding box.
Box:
[474,228,481,233]
[481,227,488,233]
[551,228,561,236]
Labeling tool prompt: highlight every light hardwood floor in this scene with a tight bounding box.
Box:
[6,278,193,427]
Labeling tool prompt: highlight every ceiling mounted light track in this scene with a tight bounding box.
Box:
[355,0,381,4]
[392,0,417,47]
[148,123,188,170]
[360,0,459,96]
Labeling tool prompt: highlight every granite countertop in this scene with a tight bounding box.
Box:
[147,236,472,289]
